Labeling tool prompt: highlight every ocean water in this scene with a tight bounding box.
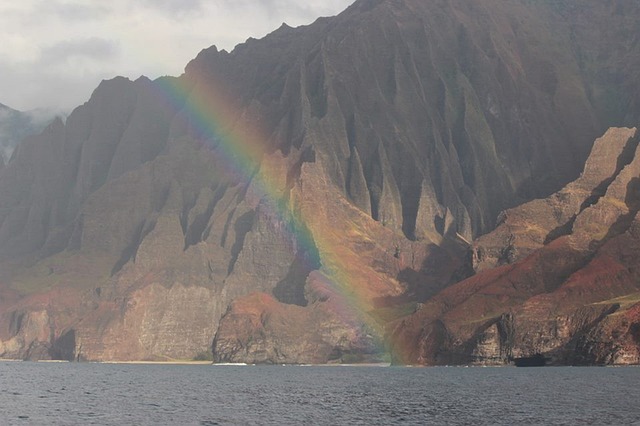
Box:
[1,362,639,425]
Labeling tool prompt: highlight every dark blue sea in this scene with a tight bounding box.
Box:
[1,361,639,425]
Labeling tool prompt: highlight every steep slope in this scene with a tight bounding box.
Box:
[472,127,639,272]
[1,0,640,363]
[0,77,178,261]
[176,0,640,241]
[393,128,640,365]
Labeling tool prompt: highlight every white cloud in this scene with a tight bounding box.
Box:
[40,38,119,65]
[0,0,354,112]
[139,0,204,17]
[38,1,111,21]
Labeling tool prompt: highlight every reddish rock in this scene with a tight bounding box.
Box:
[393,129,640,365]
[473,127,638,272]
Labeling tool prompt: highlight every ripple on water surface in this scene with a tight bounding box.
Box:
[0,362,639,425]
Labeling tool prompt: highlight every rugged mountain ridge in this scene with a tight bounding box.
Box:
[1,0,640,363]
[472,127,640,272]
[393,127,640,365]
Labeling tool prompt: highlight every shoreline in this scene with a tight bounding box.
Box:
[1,358,638,367]
[91,360,214,365]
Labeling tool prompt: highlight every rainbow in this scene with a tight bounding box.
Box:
[151,61,397,362]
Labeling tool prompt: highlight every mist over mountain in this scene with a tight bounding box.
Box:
[0,103,60,163]
[0,0,639,364]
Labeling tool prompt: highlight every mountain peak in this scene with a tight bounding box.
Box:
[0,102,17,113]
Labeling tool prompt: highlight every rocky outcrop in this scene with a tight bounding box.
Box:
[0,310,52,361]
[472,127,639,271]
[392,128,640,365]
[2,0,640,363]
[212,288,382,365]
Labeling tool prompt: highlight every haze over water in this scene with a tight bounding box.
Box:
[1,362,639,425]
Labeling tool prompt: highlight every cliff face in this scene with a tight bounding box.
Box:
[393,127,640,365]
[158,0,640,241]
[472,127,640,272]
[1,0,640,363]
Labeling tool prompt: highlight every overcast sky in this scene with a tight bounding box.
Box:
[0,0,354,112]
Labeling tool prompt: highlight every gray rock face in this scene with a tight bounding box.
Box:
[0,77,181,260]
[183,0,640,242]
